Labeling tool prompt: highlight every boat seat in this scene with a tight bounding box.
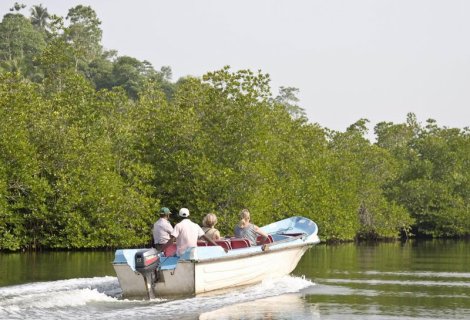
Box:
[256,234,273,244]
[230,238,251,249]
[208,239,232,250]
[197,240,208,246]
[163,243,177,257]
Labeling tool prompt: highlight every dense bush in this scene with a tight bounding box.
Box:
[0,5,468,250]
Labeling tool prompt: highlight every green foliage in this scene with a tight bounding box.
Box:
[274,86,307,121]
[30,4,50,31]
[0,4,468,251]
[0,12,46,79]
[0,70,158,250]
[64,5,102,68]
[379,118,470,237]
[0,73,51,250]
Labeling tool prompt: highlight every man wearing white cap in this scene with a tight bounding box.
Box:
[162,207,227,256]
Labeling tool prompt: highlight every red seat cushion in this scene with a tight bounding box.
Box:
[256,234,273,244]
[230,238,251,249]
[208,239,232,250]
[163,243,177,257]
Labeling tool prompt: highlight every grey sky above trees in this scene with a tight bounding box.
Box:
[1,0,469,135]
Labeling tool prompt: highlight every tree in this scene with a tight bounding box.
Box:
[10,2,26,12]
[64,5,102,70]
[377,115,470,238]
[320,119,414,240]
[36,37,76,93]
[274,86,307,121]
[106,56,159,99]
[160,65,172,81]
[30,4,49,32]
[0,12,46,78]
[87,49,116,89]
[0,73,52,250]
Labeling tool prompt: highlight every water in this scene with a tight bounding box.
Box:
[1,240,469,319]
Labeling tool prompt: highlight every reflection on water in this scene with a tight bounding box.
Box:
[1,239,470,319]
[199,294,320,320]
[294,239,470,320]
[0,251,115,287]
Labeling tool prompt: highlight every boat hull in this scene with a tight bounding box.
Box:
[114,260,195,298]
[194,244,310,293]
[113,243,311,298]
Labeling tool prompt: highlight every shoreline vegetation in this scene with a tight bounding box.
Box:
[0,4,469,251]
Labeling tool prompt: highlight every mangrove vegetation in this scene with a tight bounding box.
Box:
[0,4,469,250]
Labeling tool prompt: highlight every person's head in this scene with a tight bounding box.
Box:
[159,207,171,218]
[202,213,217,228]
[239,208,250,227]
[178,207,190,219]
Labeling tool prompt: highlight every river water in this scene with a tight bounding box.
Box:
[1,240,469,319]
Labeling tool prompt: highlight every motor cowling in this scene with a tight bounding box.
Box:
[134,248,159,299]
[135,248,159,273]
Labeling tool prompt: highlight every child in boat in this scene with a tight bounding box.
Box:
[202,213,221,241]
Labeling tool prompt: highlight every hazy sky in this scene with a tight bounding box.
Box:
[2,0,470,134]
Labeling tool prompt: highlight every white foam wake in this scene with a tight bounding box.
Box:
[0,276,125,319]
[0,276,118,298]
[98,275,316,319]
[0,275,315,320]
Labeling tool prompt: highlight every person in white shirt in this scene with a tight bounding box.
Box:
[152,207,174,251]
[162,208,227,256]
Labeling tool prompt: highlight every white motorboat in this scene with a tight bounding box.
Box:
[112,216,320,299]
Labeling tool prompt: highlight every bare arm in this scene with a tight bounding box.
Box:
[254,225,270,250]
[161,235,176,253]
[254,225,268,240]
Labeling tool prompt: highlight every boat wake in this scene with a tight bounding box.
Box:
[0,275,315,320]
[0,277,124,319]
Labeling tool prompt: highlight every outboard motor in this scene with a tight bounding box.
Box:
[134,248,159,299]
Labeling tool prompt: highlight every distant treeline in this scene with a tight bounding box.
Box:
[0,4,469,251]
